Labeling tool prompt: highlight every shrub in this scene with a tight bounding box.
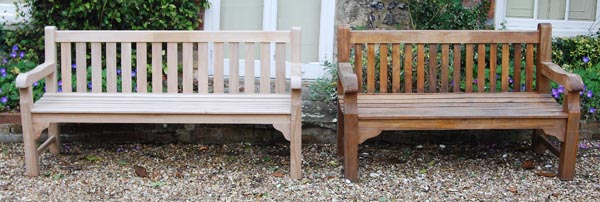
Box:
[552,35,600,70]
[408,0,492,30]
[0,45,44,112]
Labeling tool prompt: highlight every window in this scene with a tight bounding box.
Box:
[204,0,335,79]
[0,0,19,24]
[496,0,600,36]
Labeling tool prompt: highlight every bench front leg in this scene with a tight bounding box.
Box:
[342,93,359,182]
[289,87,302,179]
[558,91,581,180]
[19,87,41,176]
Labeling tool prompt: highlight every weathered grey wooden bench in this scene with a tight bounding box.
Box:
[16,26,303,178]
[336,23,584,182]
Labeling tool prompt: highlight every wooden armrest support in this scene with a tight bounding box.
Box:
[290,63,302,90]
[16,62,56,88]
[338,62,358,94]
[540,62,584,92]
[291,75,302,90]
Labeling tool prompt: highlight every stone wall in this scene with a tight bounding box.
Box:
[336,0,411,30]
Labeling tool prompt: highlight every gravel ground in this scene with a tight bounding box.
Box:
[0,139,599,201]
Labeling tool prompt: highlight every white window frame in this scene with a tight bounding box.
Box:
[205,0,334,79]
[495,0,600,37]
[0,2,19,24]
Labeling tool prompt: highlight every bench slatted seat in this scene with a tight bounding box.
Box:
[336,24,584,182]
[17,27,303,178]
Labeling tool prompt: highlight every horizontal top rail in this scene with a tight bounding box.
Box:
[55,30,292,43]
[349,30,540,44]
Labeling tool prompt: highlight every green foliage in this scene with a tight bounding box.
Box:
[4,0,208,60]
[0,45,45,112]
[552,36,600,70]
[308,61,338,105]
[408,0,492,30]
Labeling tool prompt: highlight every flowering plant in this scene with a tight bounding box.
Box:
[551,62,600,121]
[0,45,45,112]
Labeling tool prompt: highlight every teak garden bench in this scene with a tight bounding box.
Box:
[336,23,584,182]
[16,26,303,178]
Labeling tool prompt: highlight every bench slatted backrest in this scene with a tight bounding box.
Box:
[46,27,301,94]
[337,24,552,94]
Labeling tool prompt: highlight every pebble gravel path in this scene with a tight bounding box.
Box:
[0,140,599,201]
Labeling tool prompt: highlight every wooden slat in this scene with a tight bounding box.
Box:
[429,44,438,93]
[244,43,255,94]
[417,44,425,93]
[477,44,485,92]
[379,44,388,93]
[60,43,72,93]
[214,42,225,93]
[275,42,286,94]
[198,43,209,93]
[55,31,292,43]
[354,44,364,93]
[75,43,87,93]
[136,43,148,93]
[349,30,540,44]
[106,42,117,93]
[151,42,162,93]
[501,43,509,92]
[367,43,375,93]
[465,44,473,93]
[229,42,240,94]
[392,44,401,93]
[182,43,193,94]
[404,43,413,93]
[441,44,449,93]
[525,43,534,92]
[513,43,522,92]
[167,43,178,93]
[259,42,270,94]
[44,27,58,93]
[91,43,102,93]
[121,42,132,93]
[489,43,497,92]
[453,44,461,93]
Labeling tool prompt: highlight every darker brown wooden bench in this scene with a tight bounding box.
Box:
[336,23,584,182]
[16,27,303,178]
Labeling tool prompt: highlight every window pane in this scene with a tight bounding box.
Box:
[569,0,596,21]
[538,0,566,20]
[220,0,263,30]
[277,0,320,63]
[507,0,535,18]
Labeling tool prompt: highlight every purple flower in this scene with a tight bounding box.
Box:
[587,90,593,98]
[1,96,7,103]
[552,88,559,98]
[88,82,93,90]
[10,52,16,58]
[117,69,122,75]
[19,51,25,58]
[450,81,454,86]
[2,58,7,64]
[558,85,564,94]
[33,81,38,87]
[580,91,584,96]
[1,72,6,77]
[0,88,2,94]
[590,108,596,113]
[0,68,6,74]
[132,71,136,77]
[583,56,590,64]
[72,63,76,69]
[12,45,18,51]
[58,80,62,86]
[473,79,478,84]
[57,87,62,92]
[509,78,514,84]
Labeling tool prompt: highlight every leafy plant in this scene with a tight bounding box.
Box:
[0,45,44,112]
[308,61,337,105]
[408,0,492,30]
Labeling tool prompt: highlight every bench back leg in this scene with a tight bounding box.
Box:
[532,129,547,155]
[48,123,62,154]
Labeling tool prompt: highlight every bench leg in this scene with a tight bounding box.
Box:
[22,118,40,177]
[558,116,579,180]
[289,118,302,179]
[48,123,62,154]
[343,113,359,182]
[337,104,345,158]
[532,129,547,155]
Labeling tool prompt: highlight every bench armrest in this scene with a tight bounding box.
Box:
[540,62,584,92]
[15,62,56,88]
[337,62,358,94]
